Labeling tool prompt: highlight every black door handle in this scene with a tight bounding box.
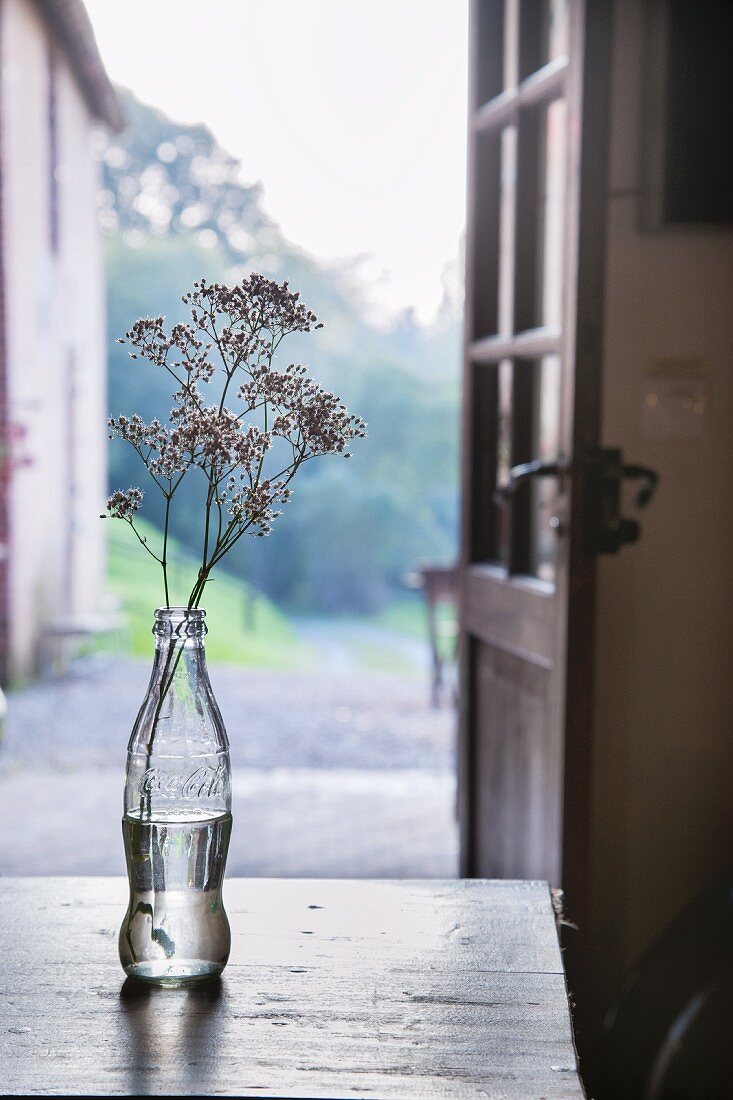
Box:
[493,456,568,505]
[493,448,659,555]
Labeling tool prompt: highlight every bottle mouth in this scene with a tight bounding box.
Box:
[153,606,207,639]
[155,606,206,619]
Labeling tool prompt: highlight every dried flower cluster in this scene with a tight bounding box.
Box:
[107,487,144,519]
[106,274,366,608]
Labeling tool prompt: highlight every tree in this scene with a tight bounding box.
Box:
[103,90,461,613]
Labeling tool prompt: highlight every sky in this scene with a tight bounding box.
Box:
[84,0,468,326]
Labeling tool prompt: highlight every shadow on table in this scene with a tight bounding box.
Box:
[119,977,227,1093]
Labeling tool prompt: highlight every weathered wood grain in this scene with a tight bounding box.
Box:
[0,878,583,1098]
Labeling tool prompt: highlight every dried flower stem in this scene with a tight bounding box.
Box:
[105,274,366,798]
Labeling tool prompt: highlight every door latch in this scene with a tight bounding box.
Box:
[493,448,658,556]
[585,447,658,554]
[492,456,569,504]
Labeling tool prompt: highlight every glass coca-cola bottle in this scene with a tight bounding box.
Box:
[119,607,232,986]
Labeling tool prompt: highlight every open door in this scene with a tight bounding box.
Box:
[459,0,613,928]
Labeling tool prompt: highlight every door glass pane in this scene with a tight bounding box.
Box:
[472,130,502,339]
[519,0,569,78]
[514,95,567,332]
[498,126,517,336]
[545,0,569,63]
[541,98,567,328]
[529,355,561,584]
[496,359,513,566]
[475,0,505,105]
[493,357,560,581]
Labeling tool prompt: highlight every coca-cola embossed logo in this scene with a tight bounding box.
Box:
[139,764,228,799]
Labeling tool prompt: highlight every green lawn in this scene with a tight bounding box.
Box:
[375,595,456,645]
[106,518,311,669]
[106,520,455,674]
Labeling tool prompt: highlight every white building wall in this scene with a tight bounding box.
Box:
[1,0,107,680]
[55,51,107,622]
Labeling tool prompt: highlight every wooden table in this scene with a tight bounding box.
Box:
[0,878,583,1098]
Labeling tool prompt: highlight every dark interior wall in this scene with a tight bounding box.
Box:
[662,0,733,224]
[584,0,733,1042]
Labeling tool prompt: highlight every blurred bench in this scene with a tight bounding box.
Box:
[38,611,127,677]
[407,564,459,707]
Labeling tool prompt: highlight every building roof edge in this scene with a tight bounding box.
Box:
[35,0,123,131]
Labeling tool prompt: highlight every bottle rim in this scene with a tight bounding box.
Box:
[154,606,206,619]
[153,606,208,639]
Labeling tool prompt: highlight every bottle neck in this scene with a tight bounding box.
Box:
[153,606,207,641]
[125,605,229,819]
[151,607,209,674]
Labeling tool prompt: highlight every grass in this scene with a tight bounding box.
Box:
[368,595,457,665]
[375,595,455,640]
[105,519,455,675]
[106,518,311,669]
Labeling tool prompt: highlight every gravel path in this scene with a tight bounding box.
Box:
[0,767,457,878]
[0,656,454,773]
[0,656,457,877]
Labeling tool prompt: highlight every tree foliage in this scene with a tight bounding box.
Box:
[103,90,460,613]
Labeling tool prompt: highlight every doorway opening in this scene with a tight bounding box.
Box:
[0,0,468,879]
